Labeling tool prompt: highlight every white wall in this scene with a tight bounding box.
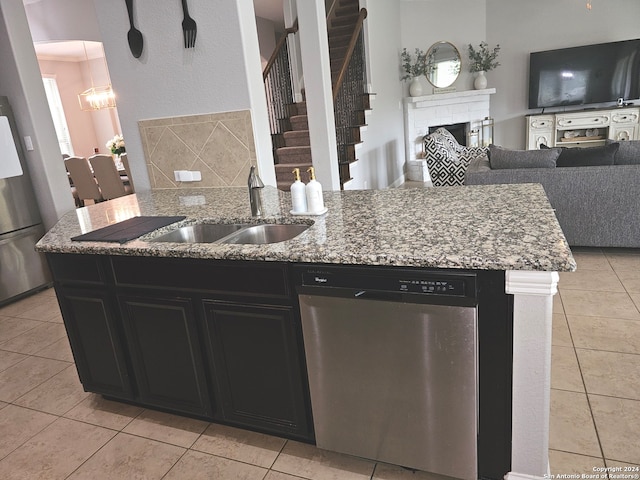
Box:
[91,0,276,190]
[255,16,278,69]
[400,0,486,97]
[346,0,405,190]
[25,0,101,43]
[37,57,121,158]
[38,59,97,157]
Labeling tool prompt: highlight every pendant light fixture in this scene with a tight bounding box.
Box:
[77,42,116,111]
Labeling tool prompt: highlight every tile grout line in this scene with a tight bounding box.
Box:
[560,286,608,465]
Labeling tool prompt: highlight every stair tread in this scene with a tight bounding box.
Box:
[275,162,312,169]
[277,146,311,152]
[283,130,310,136]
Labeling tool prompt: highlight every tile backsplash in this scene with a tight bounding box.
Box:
[138,110,256,189]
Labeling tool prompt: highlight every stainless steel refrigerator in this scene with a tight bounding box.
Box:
[0,96,51,305]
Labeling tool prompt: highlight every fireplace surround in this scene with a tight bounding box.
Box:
[404,89,496,182]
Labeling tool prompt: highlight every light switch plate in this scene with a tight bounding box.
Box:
[24,135,34,151]
[174,170,202,182]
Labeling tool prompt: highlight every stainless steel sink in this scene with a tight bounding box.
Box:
[221,224,310,245]
[149,223,250,243]
[149,223,310,244]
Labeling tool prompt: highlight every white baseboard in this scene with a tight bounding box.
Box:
[389,174,406,189]
[505,471,547,480]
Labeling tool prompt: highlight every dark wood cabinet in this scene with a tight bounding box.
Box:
[118,294,212,417]
[202,301,312,440]
[54,286,133,399]
[47,253,313,441]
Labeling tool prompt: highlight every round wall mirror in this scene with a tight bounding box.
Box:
[425,41,461,88]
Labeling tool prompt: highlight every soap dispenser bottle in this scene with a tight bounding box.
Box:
[305,166,325,213]
[290,168,308,213]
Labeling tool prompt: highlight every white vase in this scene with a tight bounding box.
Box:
[409,77,423,97]
[474,71,487,90]
[113,154,123,170]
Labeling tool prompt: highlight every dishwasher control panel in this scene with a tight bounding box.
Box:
[397,278,464,295]
[299,267,474,298]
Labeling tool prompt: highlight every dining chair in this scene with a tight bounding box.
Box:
[88,154,132,200]
[64,156,102,207]
[119,153,135,193]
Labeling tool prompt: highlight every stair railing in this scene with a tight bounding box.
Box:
[263,19,299,158]
[332,8,368,187]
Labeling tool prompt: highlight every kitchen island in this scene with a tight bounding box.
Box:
[37,184,575,480]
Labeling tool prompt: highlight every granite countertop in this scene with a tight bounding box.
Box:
[36,184,576,272]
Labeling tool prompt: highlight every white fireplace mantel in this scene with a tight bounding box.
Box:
[405,88,496,108]
[403,88,496,182]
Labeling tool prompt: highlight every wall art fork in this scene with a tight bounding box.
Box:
[181,0,197,48]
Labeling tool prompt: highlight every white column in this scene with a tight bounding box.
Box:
[505,270,559,480]
[237,0,277,187]
[296,0,340,190]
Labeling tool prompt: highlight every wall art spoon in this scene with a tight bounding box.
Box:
[125,0,144,58]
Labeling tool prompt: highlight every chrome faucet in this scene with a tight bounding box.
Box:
[247,166,264,216]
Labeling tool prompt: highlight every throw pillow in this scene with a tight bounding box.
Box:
[488,145,560,169]
[424,132,461,163]
[605,139,640,165]
[431,127,465,153]
[541,143,619,167]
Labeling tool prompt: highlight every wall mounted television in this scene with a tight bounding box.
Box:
[528,39,640,109]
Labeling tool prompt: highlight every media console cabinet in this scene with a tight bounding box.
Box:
[526,105,639,149]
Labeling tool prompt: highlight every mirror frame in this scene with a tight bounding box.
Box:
[425,41,461,89]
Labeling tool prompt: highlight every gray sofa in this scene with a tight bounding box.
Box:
[464,142,640,248]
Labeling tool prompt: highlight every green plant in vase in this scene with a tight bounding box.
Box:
[467,42,500,89]
[401,48,431,96]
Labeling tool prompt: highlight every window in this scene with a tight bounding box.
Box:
[42,76,74,156]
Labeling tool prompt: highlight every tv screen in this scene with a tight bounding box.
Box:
[528,39,640,109]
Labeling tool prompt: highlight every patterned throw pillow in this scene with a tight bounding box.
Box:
[423,130,488,186]
[431,127,465,153]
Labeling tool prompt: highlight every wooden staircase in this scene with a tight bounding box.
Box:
[273,0,372,190]
[275,101,312,191]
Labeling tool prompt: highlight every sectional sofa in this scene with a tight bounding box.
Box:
[464,141,640,248]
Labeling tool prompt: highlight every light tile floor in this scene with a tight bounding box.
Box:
[0,248,638,478]
[549,248,640,474]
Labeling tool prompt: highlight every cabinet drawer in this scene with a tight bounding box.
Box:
[528,116,554,130]
[47,253,107,285]
[556,113,610,128]
[110,256,291,298]
[612,109,639,124]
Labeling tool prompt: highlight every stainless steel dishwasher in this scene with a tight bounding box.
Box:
[295,265,478,480]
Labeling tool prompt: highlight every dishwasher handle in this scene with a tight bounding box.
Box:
[353,289,404,302]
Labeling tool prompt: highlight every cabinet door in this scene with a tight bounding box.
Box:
[528,131,553,149]
[118,295,212,417]
[55,287,133,399]
[526,116,554,149]
[202,301,313,441]
[610,125,637,142]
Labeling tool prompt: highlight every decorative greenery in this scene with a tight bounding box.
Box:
[467,42,501,72]
[400,48,430,81]
[106,134,126,156]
